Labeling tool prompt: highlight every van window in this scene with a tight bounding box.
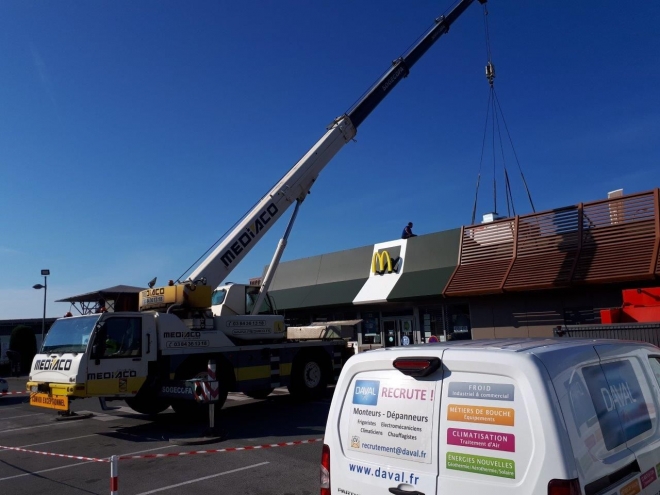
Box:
[647,357,660,388]
[567,374,596,432]
[582,360,651,451]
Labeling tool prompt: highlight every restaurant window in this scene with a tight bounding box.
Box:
[361,313,380,345]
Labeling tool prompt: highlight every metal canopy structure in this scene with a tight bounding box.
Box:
[55,285,145,315]
[444,188,660,296]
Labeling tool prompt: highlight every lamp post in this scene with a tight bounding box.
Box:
[33,269,50,345]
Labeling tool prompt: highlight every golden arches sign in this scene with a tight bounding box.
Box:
[372,250,393,275]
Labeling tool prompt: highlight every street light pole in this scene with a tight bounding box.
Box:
[33,269,50,346]
[41,273,47,343]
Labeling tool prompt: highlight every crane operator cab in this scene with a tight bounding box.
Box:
[211,283,286,342]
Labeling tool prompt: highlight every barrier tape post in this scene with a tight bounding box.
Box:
[110,454,118,495]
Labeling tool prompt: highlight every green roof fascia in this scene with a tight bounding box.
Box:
[269,279,367,310]
[387,266,456,301]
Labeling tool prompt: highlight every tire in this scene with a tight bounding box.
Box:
[171,361,229,421]
[288,352,329,401]
[244,388,274,400]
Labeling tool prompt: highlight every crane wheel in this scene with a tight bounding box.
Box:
[287,351,329,401]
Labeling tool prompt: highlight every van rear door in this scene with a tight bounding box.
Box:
[439,348,571,494]
[334,352,443,495]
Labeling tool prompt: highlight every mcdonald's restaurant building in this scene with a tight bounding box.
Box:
[259,189,660,351]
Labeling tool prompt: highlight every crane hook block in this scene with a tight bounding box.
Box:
[485,62,496,86]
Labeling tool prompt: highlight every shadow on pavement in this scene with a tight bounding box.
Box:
[0,396,29,407]
[97,388,335,444]
[0,458,100,495]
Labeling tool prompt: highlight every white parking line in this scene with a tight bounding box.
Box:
[0,434,98,454]
[0,413,45,420]
[0,444,179,482]
[0,422,71,434]
[135,462,270,495]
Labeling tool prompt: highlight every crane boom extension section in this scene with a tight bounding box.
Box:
[348,0,486,128]
[181,0,485,299]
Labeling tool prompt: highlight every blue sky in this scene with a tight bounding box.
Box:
[1,1,658,319]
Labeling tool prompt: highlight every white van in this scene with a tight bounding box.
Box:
[322,339,660,495]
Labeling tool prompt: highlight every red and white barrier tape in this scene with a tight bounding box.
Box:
[117,438,323,460]
[0,438,323,463]
[0,391,31,396]
[0,444,107,462]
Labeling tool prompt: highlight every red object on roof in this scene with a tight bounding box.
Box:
[600,287,660,323]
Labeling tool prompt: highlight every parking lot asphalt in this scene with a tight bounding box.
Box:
[0,376,329,495]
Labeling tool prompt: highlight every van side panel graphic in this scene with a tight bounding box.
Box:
[353,380,380,406]
[347,377,435,464]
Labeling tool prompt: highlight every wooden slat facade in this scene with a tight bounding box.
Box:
[444,189,660,297]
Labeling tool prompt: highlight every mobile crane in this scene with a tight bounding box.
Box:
[27,0,486,418]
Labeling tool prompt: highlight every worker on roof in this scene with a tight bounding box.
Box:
[401,222,417,239]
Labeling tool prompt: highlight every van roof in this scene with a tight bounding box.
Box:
[373,338,658,356]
